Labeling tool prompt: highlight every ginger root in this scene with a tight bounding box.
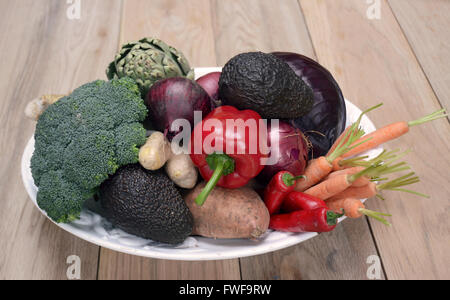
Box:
[139,132,198,189]
[24,94,65,120]
[139,132,173,171]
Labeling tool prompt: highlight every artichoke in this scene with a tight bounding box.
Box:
[106,37,195,98]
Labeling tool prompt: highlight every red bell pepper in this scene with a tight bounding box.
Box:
[190,106,267,205]
[264,171,305,215]
[281,191,327,212]
[269,207,344,233]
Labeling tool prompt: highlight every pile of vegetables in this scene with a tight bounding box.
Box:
[25,36,448,245]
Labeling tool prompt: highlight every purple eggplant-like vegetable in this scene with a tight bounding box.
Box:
[257,121,308,185]
[145,77,212,141]
[196,72,221,107]
[272,52,346,158]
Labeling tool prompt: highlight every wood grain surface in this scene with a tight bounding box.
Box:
[0,0,448,280]
[300,0,450,280]
[0,0,122,279]
[388,0,450,109]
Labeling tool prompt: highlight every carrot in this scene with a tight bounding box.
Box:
[333,148,412,186]
[327,103,383,157]
[295,156,332,192]
[326,126,352,157]
[295,115,371,192]
[327,182,378,200]
[331,158,345,171]
[326,166,365,178]
[336,149,401,169]
[326,166,369,187]
[305,157,412,200]
[304,166,376,200]
[331,155,369,171]
[304,174,352,200]
[341,109,448,159]
[349,176,371,188]
[327,198,391,226]
[326,172,429,201]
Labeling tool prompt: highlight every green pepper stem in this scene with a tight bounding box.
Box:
[195,153,235,206]
[326,210,345,226]
[195,162,225,206]
[282,173,306,187]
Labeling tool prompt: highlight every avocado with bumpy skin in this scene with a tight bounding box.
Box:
[98,164,193,244]
[219,52,314,119]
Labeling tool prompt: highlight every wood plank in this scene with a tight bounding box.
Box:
[97,0,241,280]
[98,248,240,280]
[300,0,450,280]
[120,0,217,67]
[388,0,450,109]
[212,0,385,280]
[240,219,385,280]
[0,0,122,280]
[212,0,315,65]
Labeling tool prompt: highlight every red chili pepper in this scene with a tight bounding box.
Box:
[281,191,327,212]
[269,207,344,233]
[264,171,305,215]
[190,106,267,206]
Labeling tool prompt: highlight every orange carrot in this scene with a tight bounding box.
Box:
[351,176,371,188]
[342,109,447,159]
[304,173,352,200]
[327,103,383,157]
[304,165,376,200]
[326,166,365,178]
[295,115,372,192]
[327,183,378,200]
[335,149,399,170]
[326,172,429,201]
[331,158,345,171]
[326,167,370,187]
[327,198,391,225]
[326,126,352,157]
[342,122,409,158]
[295,156,332,192]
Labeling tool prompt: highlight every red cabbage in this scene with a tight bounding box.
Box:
[272,52,346,158]
[257,121,308,185]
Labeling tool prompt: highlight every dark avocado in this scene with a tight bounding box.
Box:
[98,164,193,245]
[219,52,314,119]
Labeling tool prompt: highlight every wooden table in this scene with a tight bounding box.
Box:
[0,0,449,280]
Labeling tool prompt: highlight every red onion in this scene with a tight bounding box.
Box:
[145,77,212,141]
[196,72,221,107]
[257,121,308,185]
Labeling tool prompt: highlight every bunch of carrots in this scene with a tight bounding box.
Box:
[279,104,447,228]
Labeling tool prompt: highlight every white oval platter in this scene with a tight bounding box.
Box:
[21,67,381,261]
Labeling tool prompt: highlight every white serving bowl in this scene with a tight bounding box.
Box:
[21,68,381,261]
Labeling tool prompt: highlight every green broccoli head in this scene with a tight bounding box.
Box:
[31,77,148,223]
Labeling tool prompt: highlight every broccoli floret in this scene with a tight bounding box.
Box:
[31,77,148,223]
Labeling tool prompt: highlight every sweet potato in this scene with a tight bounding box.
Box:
[185,183,270,239]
